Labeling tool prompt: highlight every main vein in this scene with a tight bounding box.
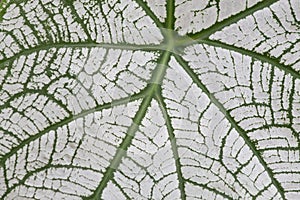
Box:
[0,42,165,68]
[174,54,286,199]
[0,92,145,166]
[155,90,186,200]
[187,0,278,40]
[85,50,172,199]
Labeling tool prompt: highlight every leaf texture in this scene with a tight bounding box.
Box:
[0,0,299,199]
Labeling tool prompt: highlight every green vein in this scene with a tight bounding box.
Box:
[185,179,234,200]
[165,0,175,29]
[0,92,145,166]
[0,0,8,21]
[111,179,131,200]
[85,95,153,200]
[187,0,278,40]
[134,0,164,28]
[200,39,300,79]
[62,0,92,42]
[0,42,165,67]
[0,126,21,143]
[85,50,172,199]
[2,164,101,199]
[174,54,286,199]
[155,90,186,200]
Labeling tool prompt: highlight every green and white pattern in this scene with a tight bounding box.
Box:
[0,0,299,199]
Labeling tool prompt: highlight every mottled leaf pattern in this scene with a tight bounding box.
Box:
[0,0,299,199]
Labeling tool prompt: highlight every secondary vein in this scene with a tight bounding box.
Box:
[174,54,286,200]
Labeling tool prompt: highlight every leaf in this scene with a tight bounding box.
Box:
[0,0,299,199]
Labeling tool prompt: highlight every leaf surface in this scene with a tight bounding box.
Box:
[0,0,299,199]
